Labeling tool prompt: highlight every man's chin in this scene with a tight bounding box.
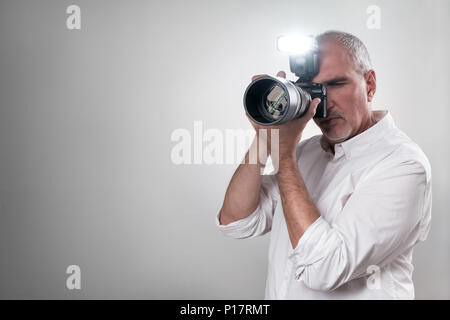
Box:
[321,130,351,144]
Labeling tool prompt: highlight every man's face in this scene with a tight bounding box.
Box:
[312,39,373,144]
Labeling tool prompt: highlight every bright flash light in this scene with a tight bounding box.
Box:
[277,35,316,55]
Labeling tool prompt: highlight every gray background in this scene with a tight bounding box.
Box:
[0,0,448,299]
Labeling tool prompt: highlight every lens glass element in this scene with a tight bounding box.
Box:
[262,85,287,120]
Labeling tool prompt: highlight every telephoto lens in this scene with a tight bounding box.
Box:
[244,76,314,125]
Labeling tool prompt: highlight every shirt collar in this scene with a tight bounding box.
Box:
[320,110,395,160]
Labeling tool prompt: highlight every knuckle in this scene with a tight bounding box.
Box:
[252,74,267,81]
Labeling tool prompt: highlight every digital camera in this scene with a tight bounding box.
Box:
[244,35,327,125]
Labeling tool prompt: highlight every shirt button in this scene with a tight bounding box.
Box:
[333,146,344,159]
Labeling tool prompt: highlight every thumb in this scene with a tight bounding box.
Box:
[276,70,286,78]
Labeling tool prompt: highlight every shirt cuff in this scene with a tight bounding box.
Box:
[215,206,261,239]
[288,216,332,279]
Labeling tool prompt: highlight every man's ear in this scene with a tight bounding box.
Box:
[365,70,376,102]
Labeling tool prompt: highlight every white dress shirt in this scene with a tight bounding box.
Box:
[216,111,432,299]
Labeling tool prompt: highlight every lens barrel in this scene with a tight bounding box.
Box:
[244,76,311,125]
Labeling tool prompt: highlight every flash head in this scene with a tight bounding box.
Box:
[277,35,316,55]
[277,34,320,81]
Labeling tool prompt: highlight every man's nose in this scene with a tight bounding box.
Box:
[324,95,335,112]
[323,89,337,110]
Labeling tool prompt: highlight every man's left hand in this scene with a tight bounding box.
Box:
[271,71,321,161]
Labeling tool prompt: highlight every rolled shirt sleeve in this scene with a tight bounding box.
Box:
[216,174,279,239]
[289,159,432,292]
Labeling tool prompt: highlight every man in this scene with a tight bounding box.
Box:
[216,30,432,299]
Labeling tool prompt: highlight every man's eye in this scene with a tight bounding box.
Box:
[328,82,345,86]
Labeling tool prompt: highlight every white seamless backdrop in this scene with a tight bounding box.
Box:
[0,0,449,299]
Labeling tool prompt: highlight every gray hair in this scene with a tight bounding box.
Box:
[315,30,373,75]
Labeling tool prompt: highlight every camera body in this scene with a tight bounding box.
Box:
[293,81,327,118]
[289,46,327,119]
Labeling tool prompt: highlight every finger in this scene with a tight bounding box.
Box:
[276,70,286,78]
[307,98,321,119]
[245,114,259,129]
[252,74,268,81]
